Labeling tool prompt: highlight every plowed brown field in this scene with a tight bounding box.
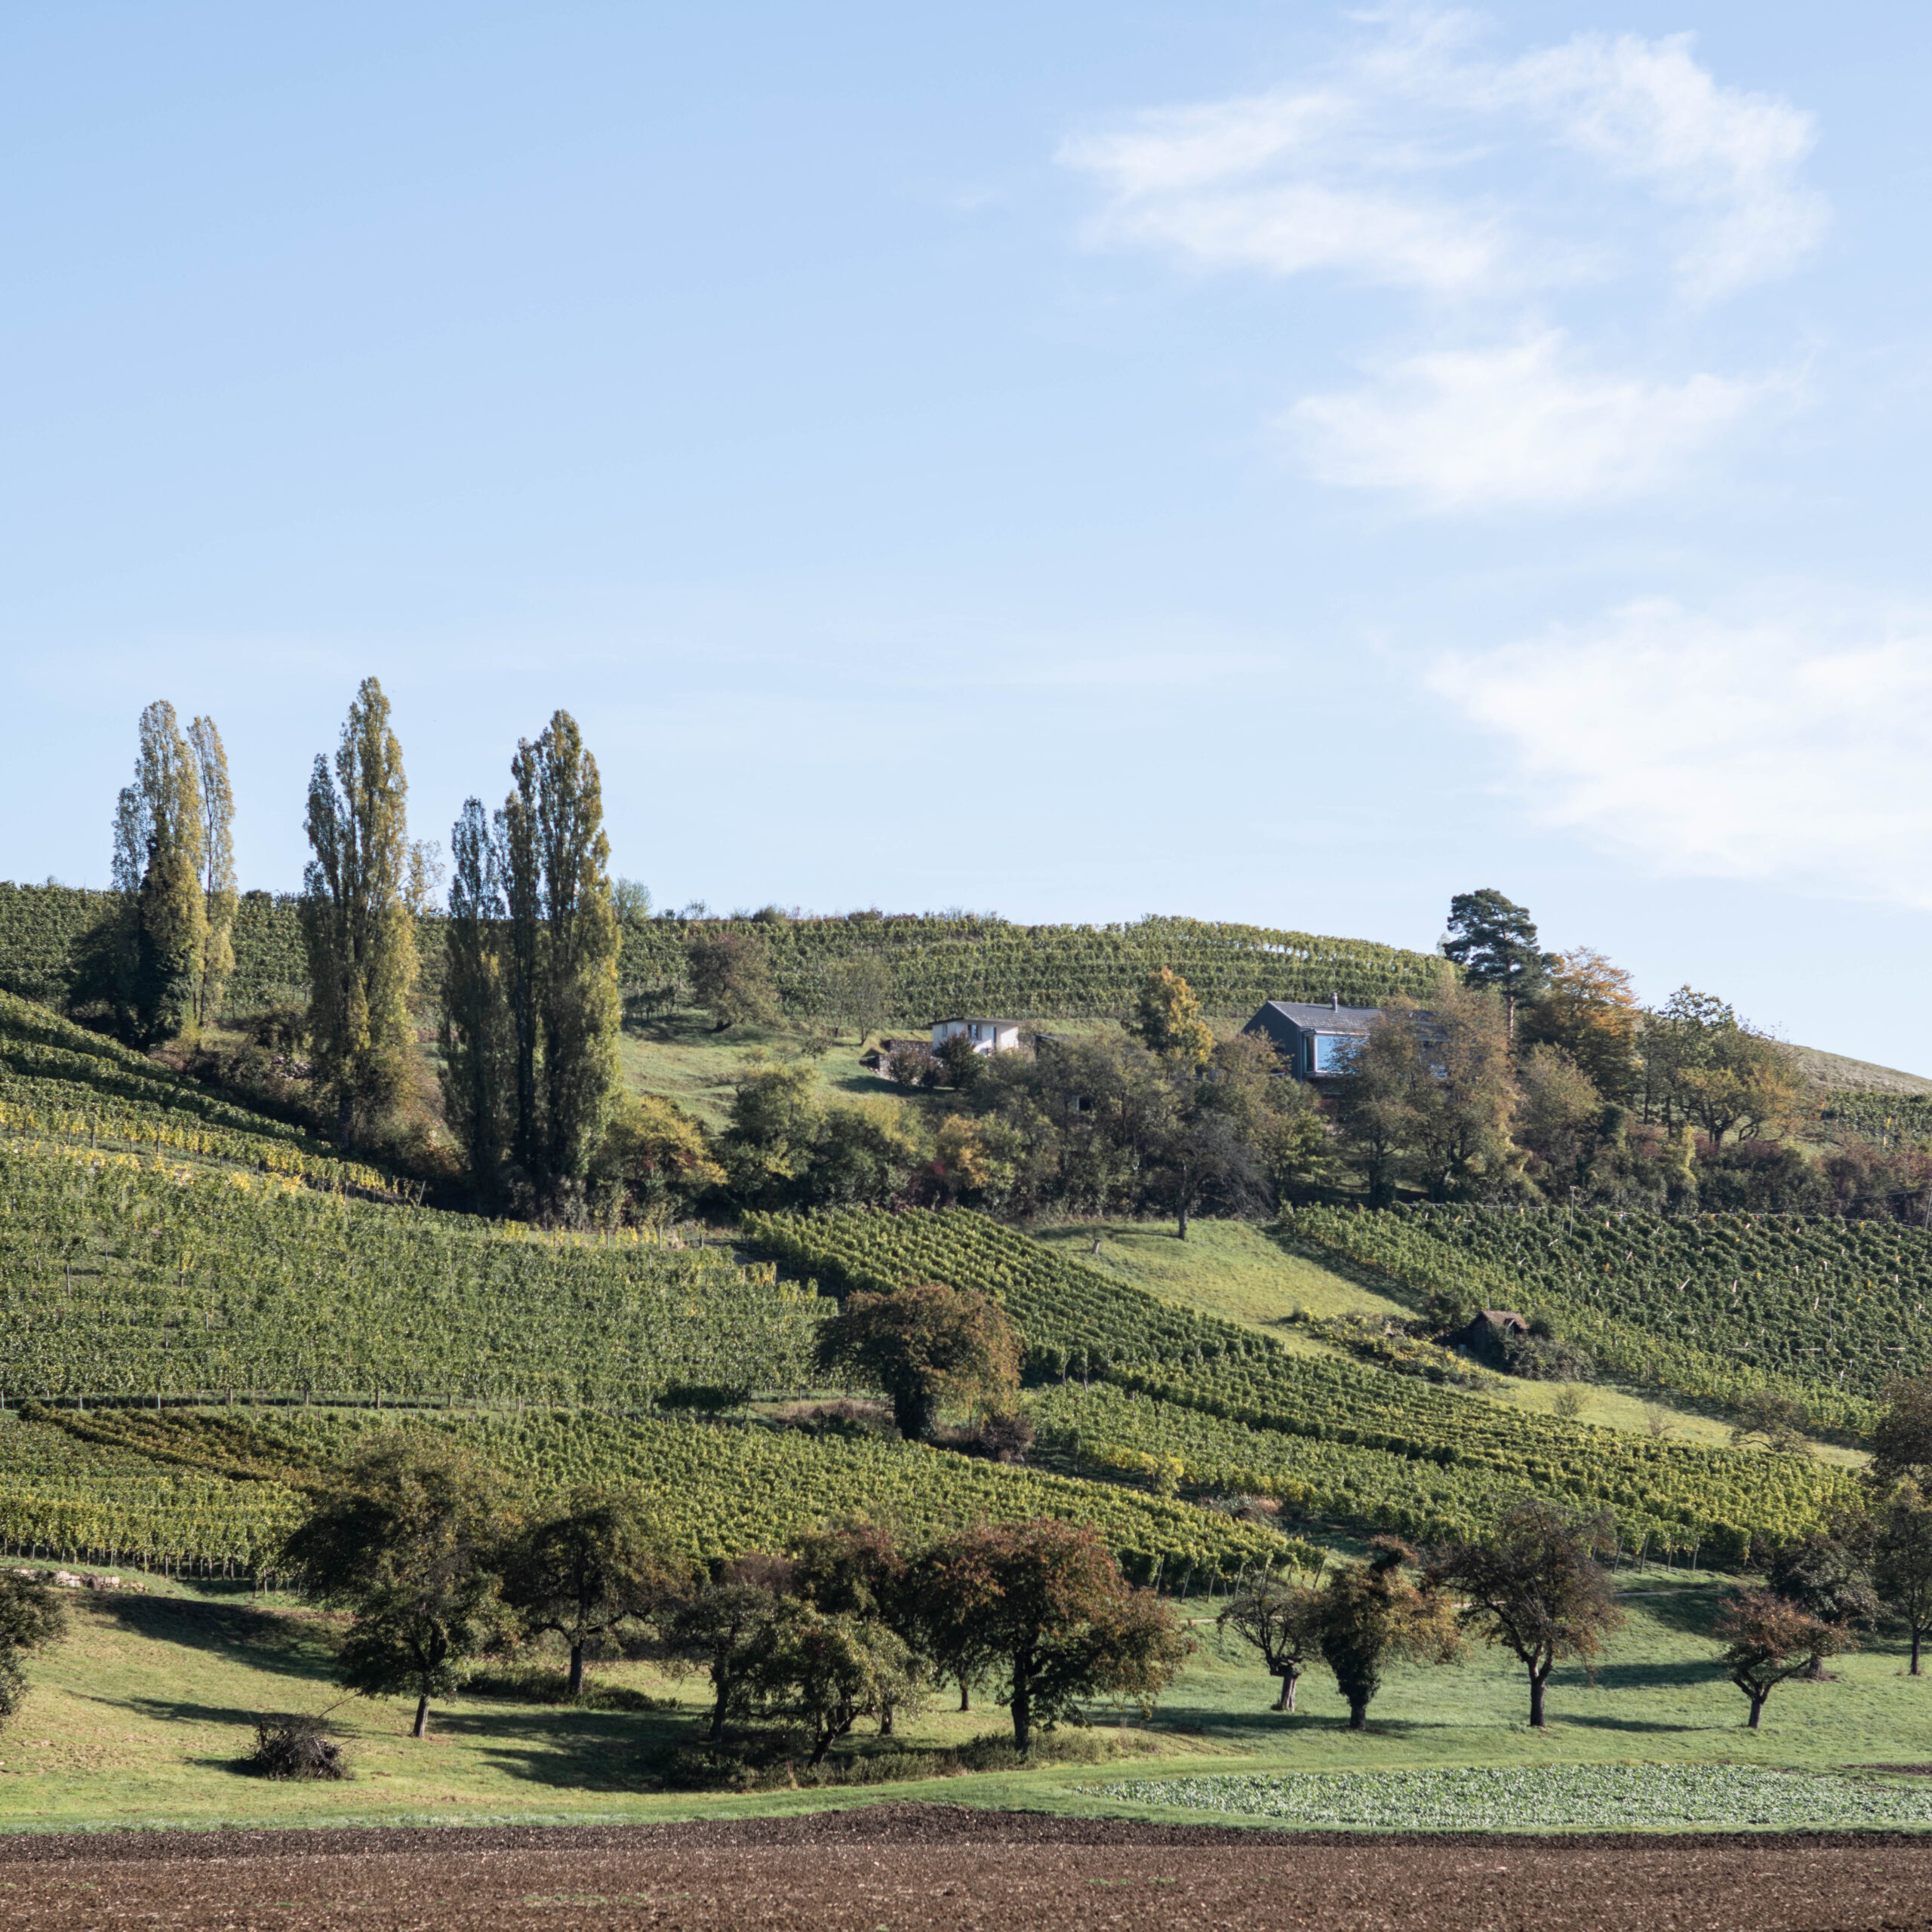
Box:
[2,1804,1930,1930]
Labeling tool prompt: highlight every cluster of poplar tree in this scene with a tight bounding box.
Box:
[109,678,623,1216]
[109,702,237,1042]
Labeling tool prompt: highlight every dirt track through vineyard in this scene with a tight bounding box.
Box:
[2,1804,1932,1930]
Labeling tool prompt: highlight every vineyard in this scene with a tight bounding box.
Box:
[0,884,1446,1022]
[0,1137,826,1406]
[1820,1091,1932,1145]
[742,1206,1850,1557]
[0,1404,1280,1581]
[0,989,398,1198]
[1283,1204,1932,1431]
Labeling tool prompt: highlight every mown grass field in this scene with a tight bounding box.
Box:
[4,1559,1932,1833]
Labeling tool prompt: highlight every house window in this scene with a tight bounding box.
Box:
[1313,1033,1356,1074]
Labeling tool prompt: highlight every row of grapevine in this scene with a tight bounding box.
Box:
[0,1412,302,1572]
[0,1092,391,1197]
[744,1206,1854,1552]
[0,1405,1282,1580]
[0,1138,828,1405]
[1283,1203,1927,1429]
[0,989,353,1155]
[1033,1384,1853,1560]
[1817,1092,1932,1144]
[0,884,1446,1023]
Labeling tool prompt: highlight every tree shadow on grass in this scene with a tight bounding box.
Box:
[427,1704,691,1792]
[88,1593,337,1684]
[1556,1712,1709,1734]
[1259,1227,1428,1312]
[1614,1586,1729,1639]
[1559,1657,1725,1691]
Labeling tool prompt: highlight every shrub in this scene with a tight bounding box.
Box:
[248,1713,349,1780]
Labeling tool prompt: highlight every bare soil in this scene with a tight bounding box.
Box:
[3,1804,1932,1929]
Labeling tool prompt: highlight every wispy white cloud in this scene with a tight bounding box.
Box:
[1432,600,1932,906]
[1494,33,1826,303]
[1291,331,1773,509]
[1060,14,1826,303]
[1060,14,1823,508]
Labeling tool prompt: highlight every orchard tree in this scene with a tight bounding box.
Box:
[500,1488,688,1697]
[910,1520,1189,1752]
[1425,1503,1624,1728]
[814,1285,1019,1441]
[1315,1538,1460,1729]
[1216,1544,1329,1712]
[749,1605,920,1767]
[666,1554,794,1743]
[281,1434,505,1739]
[302,678,420,1149]
[1870,1377,1932,1490]
[1874,1483,1932,1675]
[1714,1590,1846,1728]
[1763,1525,1876,1675]
[1441,889,1555,1042]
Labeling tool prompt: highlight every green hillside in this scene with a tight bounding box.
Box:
[0,1404,1275,1581]
[0,989,390,1195]
[0,883,1444,1022]
[1284,1203,1932,1432]
[742,1206,1854,1559]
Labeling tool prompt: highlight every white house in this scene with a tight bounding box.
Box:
[931,1017,1023,1056]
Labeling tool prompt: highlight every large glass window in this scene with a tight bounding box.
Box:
[1313,1032,1358,1073]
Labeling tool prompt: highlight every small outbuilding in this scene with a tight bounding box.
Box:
[1458,1309,1531,1367]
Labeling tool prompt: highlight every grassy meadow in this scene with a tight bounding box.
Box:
[4,1558,1932,1833]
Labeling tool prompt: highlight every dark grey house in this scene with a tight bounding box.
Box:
[1243,996,1384,1080]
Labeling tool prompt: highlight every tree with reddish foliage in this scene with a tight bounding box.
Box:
[814,1284,1019,1441]
[1426,1503,1624,1728]
[1714,1589,1847,1728]
[909,1520,1190,1752]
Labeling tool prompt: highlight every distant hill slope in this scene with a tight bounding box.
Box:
[1794,1044,1932,1095]
[0,883,1446,1021]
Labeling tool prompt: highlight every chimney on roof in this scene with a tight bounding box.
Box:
[1331,991,1339,1012]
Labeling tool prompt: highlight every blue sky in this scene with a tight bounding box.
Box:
[4,3,1930,1066]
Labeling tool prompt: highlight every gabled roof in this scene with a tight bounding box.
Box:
[1256,999,1384,1035]
[932,1016,1023,1029]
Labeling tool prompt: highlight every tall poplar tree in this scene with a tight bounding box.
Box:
[302,678,420,1148]
[110,700,208,1042]
[531,712,623,1195]
[187,715,238,1025]
[454,712,621,1214]
[439,798,514,1200]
